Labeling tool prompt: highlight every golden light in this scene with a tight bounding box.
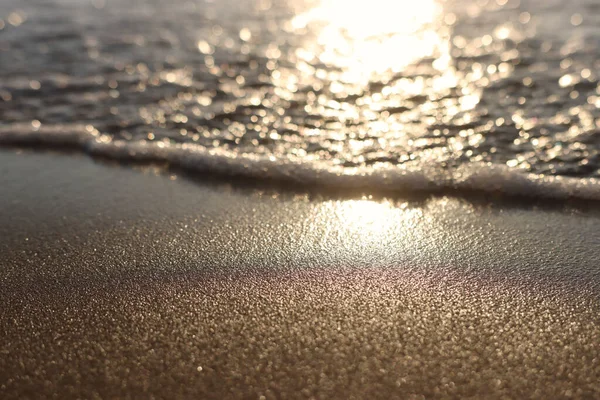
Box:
[311,199,423,251]
[292,0,444,83]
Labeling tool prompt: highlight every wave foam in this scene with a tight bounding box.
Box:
[2,123,600,201]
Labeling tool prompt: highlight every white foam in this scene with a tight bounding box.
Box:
[2,123,600,201]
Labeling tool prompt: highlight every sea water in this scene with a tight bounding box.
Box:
[1,0,600,199]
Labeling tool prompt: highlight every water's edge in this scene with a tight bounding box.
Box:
[2,123,600,201]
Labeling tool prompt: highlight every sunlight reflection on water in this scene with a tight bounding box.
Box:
[2,0,600,191]
[292,0,444,83]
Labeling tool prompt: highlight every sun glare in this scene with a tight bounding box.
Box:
[311,199,423,253]
[292,0,444,83]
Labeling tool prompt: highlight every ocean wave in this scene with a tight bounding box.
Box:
[2,123,600,201]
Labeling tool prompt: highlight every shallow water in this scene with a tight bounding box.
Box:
[1,0,600,198]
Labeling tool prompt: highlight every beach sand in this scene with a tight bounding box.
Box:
[1,149,600,399]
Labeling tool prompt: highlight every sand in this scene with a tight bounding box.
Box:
[1,149,600,399]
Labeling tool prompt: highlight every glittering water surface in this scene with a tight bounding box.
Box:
[1,0,600,197]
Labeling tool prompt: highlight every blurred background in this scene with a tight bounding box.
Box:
[1,0,599,180]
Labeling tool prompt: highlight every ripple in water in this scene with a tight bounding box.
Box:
[1,0,600,199]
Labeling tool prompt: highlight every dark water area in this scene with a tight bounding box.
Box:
[1,0,600,197]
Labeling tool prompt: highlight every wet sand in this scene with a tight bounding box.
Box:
[1,149,600,399]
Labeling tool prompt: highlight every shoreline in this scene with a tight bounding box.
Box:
[3,127,600,202]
